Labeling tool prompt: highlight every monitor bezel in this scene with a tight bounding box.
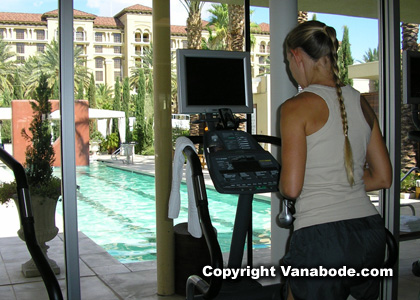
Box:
[403,50,420,104]
[176,49,254,114]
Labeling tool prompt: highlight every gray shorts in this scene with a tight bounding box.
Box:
[281,214,386,300]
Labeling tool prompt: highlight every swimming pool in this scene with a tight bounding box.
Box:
[56,162,272,263]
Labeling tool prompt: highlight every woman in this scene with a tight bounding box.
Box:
[279,20,392,300]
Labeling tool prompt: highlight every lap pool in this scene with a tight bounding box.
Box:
[55,162,272,264]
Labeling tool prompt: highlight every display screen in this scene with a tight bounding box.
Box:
[185,57,246,106]
[177,49,253,114]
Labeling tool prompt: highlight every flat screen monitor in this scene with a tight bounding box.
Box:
[176,49,253,114]
[403,50,420,104]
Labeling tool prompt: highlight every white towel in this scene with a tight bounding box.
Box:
[168,136,202,238]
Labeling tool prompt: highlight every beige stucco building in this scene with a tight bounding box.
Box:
[0,4,270,88]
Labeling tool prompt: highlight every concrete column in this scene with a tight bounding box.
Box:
[105,58,113,88]
[269,0,298,265]
[153,0,174,295]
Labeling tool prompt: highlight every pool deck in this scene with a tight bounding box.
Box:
[0,154,419,299]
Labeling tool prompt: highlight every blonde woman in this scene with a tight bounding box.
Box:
[279,21,392,300]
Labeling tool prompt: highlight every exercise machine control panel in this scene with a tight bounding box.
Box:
[204,130,280,194]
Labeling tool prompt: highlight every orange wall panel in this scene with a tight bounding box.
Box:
[11,100,89,167]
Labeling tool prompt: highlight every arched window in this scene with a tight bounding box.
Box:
[135,32,141,43]
[259,42,266,53]
[143,32,150,43]
[75,27,84,42]
[267,42,270,54]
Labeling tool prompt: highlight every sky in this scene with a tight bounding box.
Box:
[2,0,380,62]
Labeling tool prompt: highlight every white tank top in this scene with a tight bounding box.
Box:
[293,84,379,230]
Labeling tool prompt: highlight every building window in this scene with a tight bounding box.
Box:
[135,32,141,42]
[95,57,104,69]
[113,33,121,43]
[95,71,103,81]
[95,45,103,53]
[16,29,24,40]
[114,71,122,81]
[16,56,25,63]
[76,44,84,54]
[36,30,45,40]
[95,32,103,42]
[259,43,266,53]
[75,28,84,41]
[114,58,121,69]
[182,40,188,49]
[0,28,4,39]
[135,46,141,55]
[16,43,25,54]
[37,44,45,53]
[114,46,121,54]
[143,32,150,43]
[267,42,270,54]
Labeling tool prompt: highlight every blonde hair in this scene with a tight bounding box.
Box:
[285,20,355,186]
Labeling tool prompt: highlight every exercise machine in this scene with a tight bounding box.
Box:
[0,147,63,300]
[181,109,398,300]
[183,109,283,299]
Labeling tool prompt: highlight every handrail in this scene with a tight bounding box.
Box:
[111,147,121,160]
[183,145,223,300]
[0,148,63,300]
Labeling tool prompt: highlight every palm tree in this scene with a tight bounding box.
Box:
[227,4,245,51]
[401,22,419,172]
[206,4,229,50]
[21,40,88,97]
[180,0,205,49]
[0,37,15,93]
[95,83,113,110]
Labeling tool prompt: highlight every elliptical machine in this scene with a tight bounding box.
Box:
[0,148,63,300]
[181,109,398,300]
[182,109,287,300]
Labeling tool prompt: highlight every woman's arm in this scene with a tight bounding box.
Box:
[361,96,392,191]
[279,97,307,199]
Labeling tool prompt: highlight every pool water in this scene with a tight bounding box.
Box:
[56,162,272,263]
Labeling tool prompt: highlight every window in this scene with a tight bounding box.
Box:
[267,42,270,54]
[95,71,103,81]
[36,30,45,40]
[0,28,5,39]
[182,40,188,49]
[16,29,24,40]
[114,71,122,81]
[95,32,103,42]
[259,43,266,53]
[16,43,24,54]
[37,44,45,53]
[113,33,121,43]
[135,32,141,42]
[95,45,103,53]
[114,46,121,54]
[76,44,84,54]
[75,29,84,41]
[143,33,150,43]
[16,56,25,63]
[114,58,121,69]
[95,57,104,69]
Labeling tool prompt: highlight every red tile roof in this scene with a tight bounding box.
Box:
[114,4,152,18]
[94,17,124,28]
[0,12,45,25]
[42,9,96,19]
